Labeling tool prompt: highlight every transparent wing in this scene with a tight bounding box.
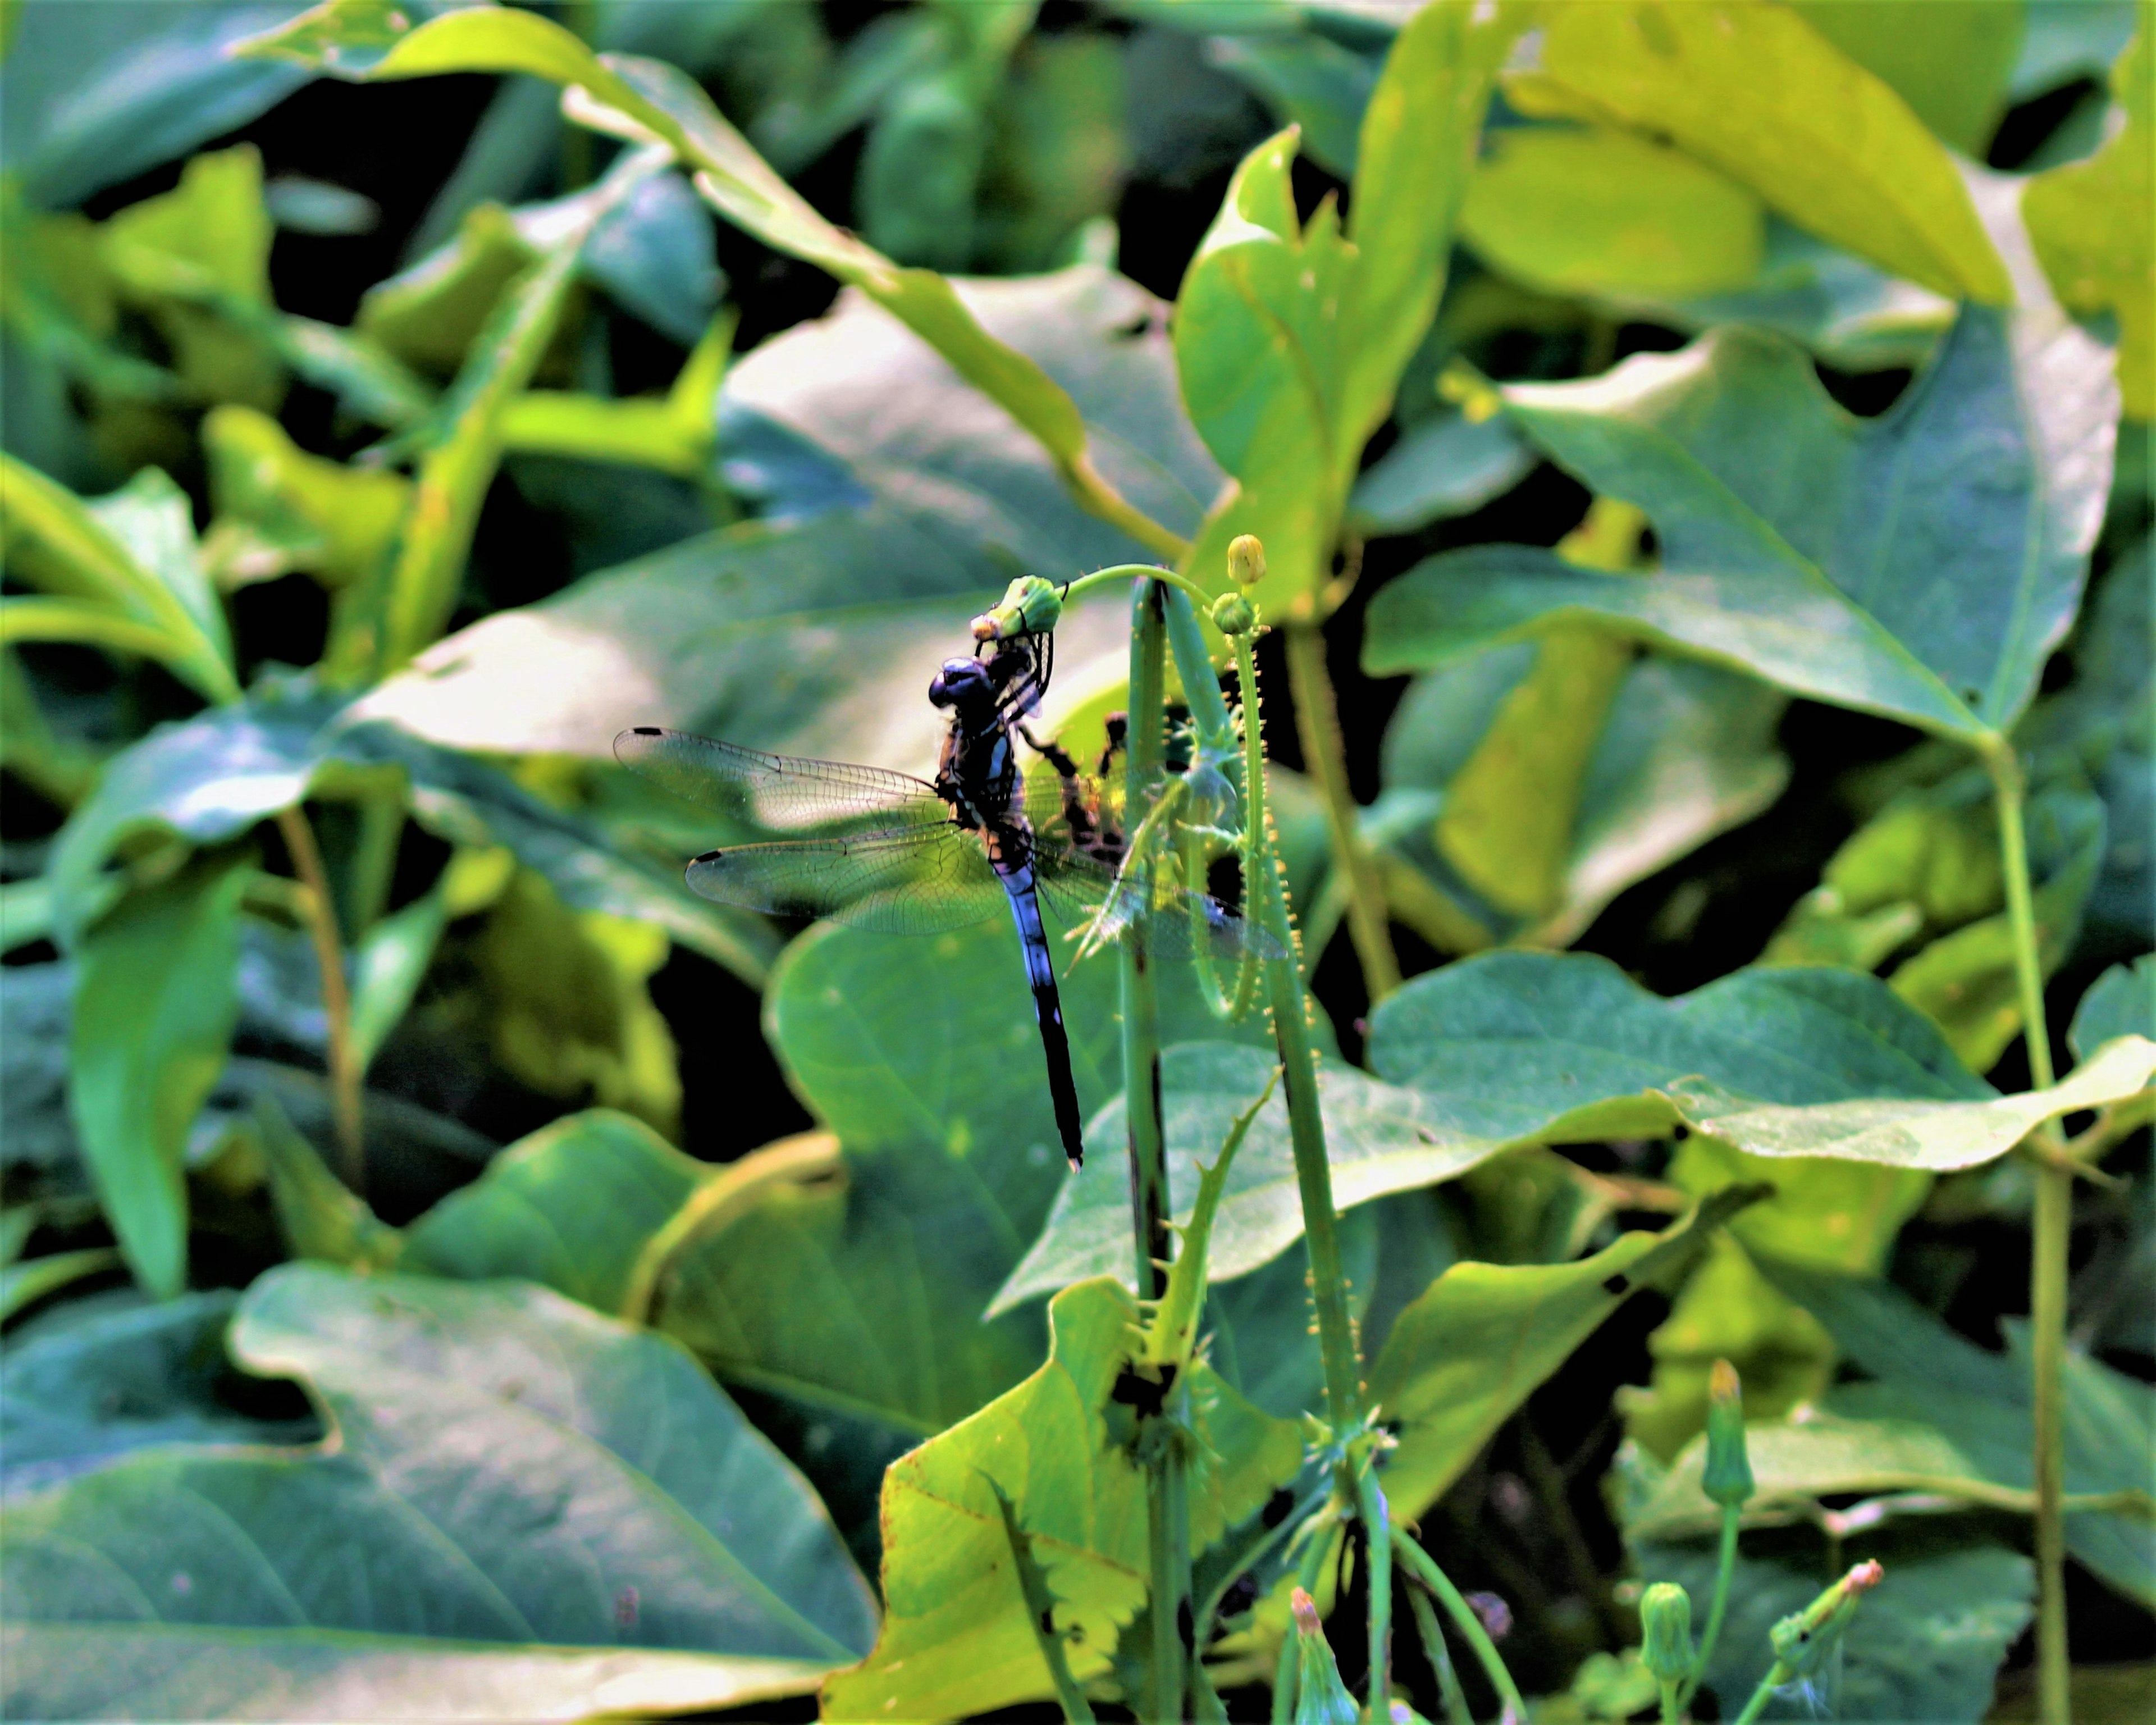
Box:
[685,825,1008,935]
[1034,845,1285,965]
[616,728,947,833]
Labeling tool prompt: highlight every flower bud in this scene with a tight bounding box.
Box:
[1702,1358,1753,1508]
[972,576,1063,643]
[1639,1582,1693,1684]
[1227,534,1266,589]
[1211,591,1257,636]
[1290,1587,1358,1725]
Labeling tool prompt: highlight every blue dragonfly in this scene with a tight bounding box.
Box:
[617,631,1277,1169]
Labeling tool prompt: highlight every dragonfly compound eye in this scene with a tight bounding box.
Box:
[929,658,989,708]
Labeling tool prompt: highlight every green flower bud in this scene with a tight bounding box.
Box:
[1701,1357,1753,1508]
[972,576,1063,644]
[1769,1560,1881,1680]
[1211,591,1257,636]
[1290,1587,1358,1725]
[1227,533,1266,589]
[1639,1582,1693,1684]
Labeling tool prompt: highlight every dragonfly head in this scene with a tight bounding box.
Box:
[929,656,994,710]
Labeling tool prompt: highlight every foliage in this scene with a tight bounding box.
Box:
[0,3,2147,1724]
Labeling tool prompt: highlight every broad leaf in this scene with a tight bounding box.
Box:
[1345,407,1531,537]
[1507,0,2010,304]
[403,1108,706,1313]
[1460,127,1765,300]
[1676,1034,2154,1170]
[67,855,250,1298]
[0,1293,317,1498]
[0,1266,878,1722]
[2072,955,2155,1059]
[0,2,313,209]
[2025,20,2152,415]
[1366,305,2120,742]
[995,1041,1472,1311]
[1371,1192,1761,1519]
[1207,28,1378,179]
[823,1277,1302,1721]
[1785,0,2028,156]
[1636,1527,2033,1724]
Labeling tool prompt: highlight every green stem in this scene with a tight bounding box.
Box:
[1729,1658,1794,1725]
[1123,579,1185,1725]
[1062,563,1218,614]
[1393,1531,1529,1725]
[1985,741,2071,1725]
[275,805,364,1192]
[1355,1459,1393,1721]
[992,1482,1098,1725]
[1683,1504,1742,1708]
[1274,1513,1340,1725]
[341,788,404,935]
[1233,624,1364,1430]
[1282,619,1401,1003]
[1403,1568,1473,1725]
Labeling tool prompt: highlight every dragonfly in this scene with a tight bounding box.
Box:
[616,630,1277,1170]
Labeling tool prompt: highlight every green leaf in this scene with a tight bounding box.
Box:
[0,457,238,705]
[356,269,1214,766]
[0,1249,122,1325]
[859,65,988,272]
[823,1277,1303,1721]
[2026,19,2153,416]
[1173,126,1348,612]
[2072,955,2156,1059]
[202,404,409,591]
[66,854,250,1298]
[1371,1190,1762,1519]
[1634,1527,2033,1723]
[99,144,282,409]
[1379,649,1789,948]
[1365,305,2120,741]
[1,1293,317,1498]
[0,1265,878,1721]
[1461,126,1765,300]
[403,1109,706,1314]
[1507,0,2011,304]
[1340,0,1533,458]
[240,4,1157,549]
[994,1042,1473,1312]
[1755,1258,2156,1606]
[1368,951,1989,1145]
[0,1,312,208]
[1207,30,1377,179]
[252,1096,402,1271]
[1784,0,2027,156]
[1345,406,1531,537]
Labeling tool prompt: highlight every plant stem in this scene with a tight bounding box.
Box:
[342,788,403,935]
[1355,1457,1393,1721]
[1985,741,2071,1725]
[1393,1530,1529,1725]
[1403,1566,1473,1725]
[1234,626,1364,1429]
[275,805,364,1190]
[1066,454,1191,563]
[1282,619,1401,1003]
[1123,578,1186,1725]
[1730,1659,1793,1725]
[993,1484,1099,1725]
[1683,1504,1743,1709]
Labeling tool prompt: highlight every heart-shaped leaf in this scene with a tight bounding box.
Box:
[0,1266,878,1723]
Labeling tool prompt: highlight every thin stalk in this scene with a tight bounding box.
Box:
[1234,626,1364,1429]
[1985,742,2071,1725]
[1682,1505,1743,1709]
[1066,454,1191,564]
[1403,1568,1473,1725]
[1282,619,1400,1003]
[1123,578,1185,1725]
[1354,1459,1393,1721]
[1729,1660,1792,1725]
[275,805,363,1189]
[1274,1513,1341,1725]
[341,788,403,935]
[1393,1531,1529,1725]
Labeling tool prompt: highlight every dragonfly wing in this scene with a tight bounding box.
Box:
[686,826,1008,935]
[616,728,947,832]
[1036,847,1286,965]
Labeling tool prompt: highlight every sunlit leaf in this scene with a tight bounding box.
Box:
[1784,0,2028,156]
[2071,954,2156,1059]
[1508,0,2011,304]
[823,1277,1302,1721]
[0,1266,879,1722]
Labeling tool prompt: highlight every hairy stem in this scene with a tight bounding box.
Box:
[1234,626,1364,1429]
[1282,619,1400,1002]
[1355,1459,1393,1721]
[1403,1567,1473,1725]
[275,805,363,1189]
[1986,742,2071,1725]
